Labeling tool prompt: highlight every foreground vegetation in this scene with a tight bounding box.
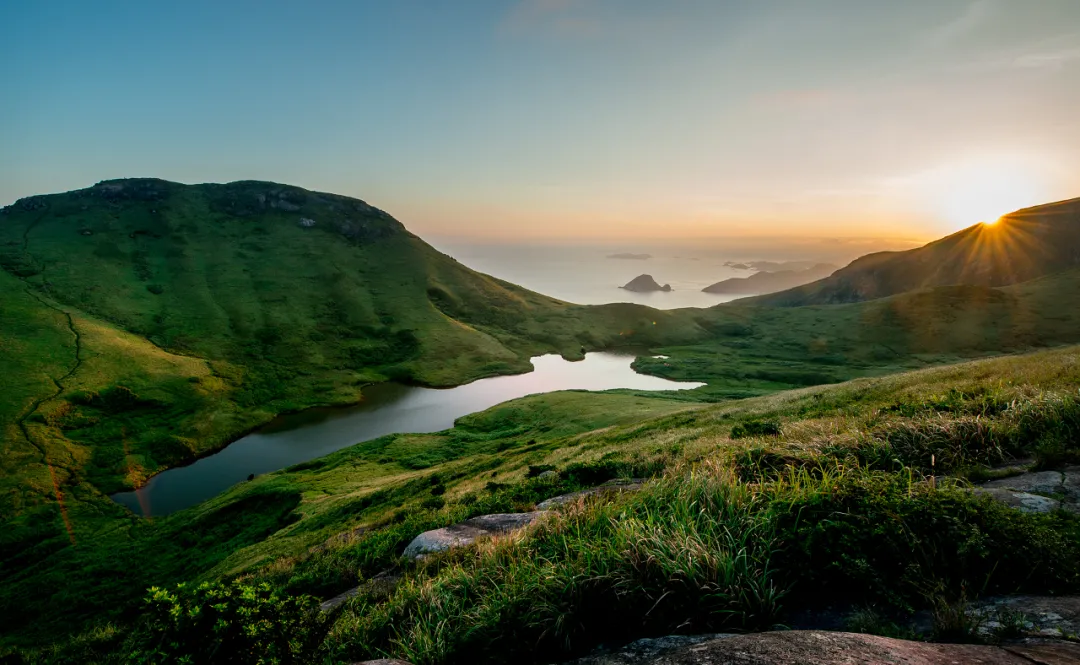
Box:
[6,346,1080,662]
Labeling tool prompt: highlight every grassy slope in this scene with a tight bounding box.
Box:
[639,269,1080,398]
[9,345,1080,660]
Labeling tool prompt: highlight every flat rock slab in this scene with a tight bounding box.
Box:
[975,467,1080,514]
[402,511,548,559]
[566,631,1080,665]
[538,479,645,510]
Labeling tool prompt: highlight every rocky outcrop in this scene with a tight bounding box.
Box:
[565,631,1080,665]
[620,275,671,292]
[537,479,645,510]
[402,511,549,559]
[974,467,1080,514]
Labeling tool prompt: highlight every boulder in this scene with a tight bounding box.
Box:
[538,479,645,510]
[564,631,1080,665]
[402,511,548,559]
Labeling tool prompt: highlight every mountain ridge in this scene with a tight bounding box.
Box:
[741,197,1080,306]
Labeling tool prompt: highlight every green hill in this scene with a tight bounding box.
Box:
[6,180,1080,657]
[0,179,712,497]
[745,196,1080,306]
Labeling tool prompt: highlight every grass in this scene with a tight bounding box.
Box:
[6,346,1080,662]
[5,179,1080,657]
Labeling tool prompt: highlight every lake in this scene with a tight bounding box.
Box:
[111,352,704,516]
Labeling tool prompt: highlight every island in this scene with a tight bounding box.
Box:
[607,252,651,260]
[703,263,837,295]
[620,274,672,292]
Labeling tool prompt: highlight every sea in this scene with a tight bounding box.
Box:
[427,240,867,310]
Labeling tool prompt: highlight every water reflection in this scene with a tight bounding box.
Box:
[111,352,703,516]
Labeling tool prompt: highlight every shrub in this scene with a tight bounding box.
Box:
[125,580,335,664]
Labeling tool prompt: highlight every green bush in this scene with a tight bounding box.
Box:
[125,580,333,664]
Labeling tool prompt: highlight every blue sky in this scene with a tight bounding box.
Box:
[3,0,1080,243]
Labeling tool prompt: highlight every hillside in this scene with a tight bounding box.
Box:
[702,263,836,295]
[745,197,1080,306]
[7,345,1080,662]
[0,179,713,495]
[7,181,1080,657]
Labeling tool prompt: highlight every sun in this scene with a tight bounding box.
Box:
[933,159,1047,229]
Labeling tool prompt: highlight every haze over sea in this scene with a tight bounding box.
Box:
[431,238,918,309]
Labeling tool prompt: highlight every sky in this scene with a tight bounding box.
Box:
[3,0,1080,246]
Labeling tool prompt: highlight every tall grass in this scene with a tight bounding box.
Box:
[330,465,785,664]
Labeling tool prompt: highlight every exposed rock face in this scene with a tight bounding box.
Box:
[974,467,1080,514]
[620,274,671,292]
[402,511,549,559]
[564,631,1080,665]
[537,479,645,510]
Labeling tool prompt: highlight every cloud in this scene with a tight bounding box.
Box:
[1011,47,1080,69]
[921,0,996,48]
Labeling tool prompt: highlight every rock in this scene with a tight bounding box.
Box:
[349,660,413,665]
[620,275,671,292]
[563,630,1080,665]
[974,467,1080,513]
[321,586,361,611]
[320,570,401,611]
[299,217,316,227]
[537,470,558,480]
[402,511,548,559]
[537,479,645,510]
[974,488,1061,513]
[576,635,736,663]
[969,595,1080,639]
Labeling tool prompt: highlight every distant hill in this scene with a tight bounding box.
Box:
[620,274,671,292]
[607,252,651,260]
[703,263,837,295]
[746,197,1080,306]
